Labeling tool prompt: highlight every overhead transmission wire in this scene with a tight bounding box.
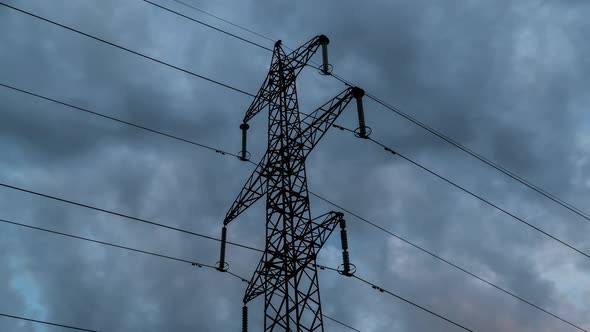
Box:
[1,3,586,330]
[10,0,583,240]
[309,189,587,331]
[107,3,590,327]
[134,0,590,227]
[2,0,583,262]
[139,0,272,51]
[0,83,241,159]
[314,264,476,332]
[0,217,217,270]
[166,0,276,44]
[1,80,587,331]
[0,312,97,332]
[352,273,476,332]
[322,315,361,332]
[0,181,262,253]
[2,216,477,332]
[4,80,586,263]
[329,70,590,225]
[365,91,590,224]
[0,217,358,332]
[332,124,590,262]
[11,0,582,238]
[0,213,579,332]
[4,0,581,267]
[0,2,255,98]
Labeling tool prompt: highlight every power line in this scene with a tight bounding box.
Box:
[0,217,359,331]
[364,92,590,225]
[141,0,272,51]
[0,217,251,286]
[151,0,296,55]
[160,0,308,55]
[0,82,241,159]
[323,314,361,332]
[314,264,475,332]
[0,312,97,332]
[309,191,588,331]
[352,274,475,332]
[1,6,583,323]
[6,2,581,329]
[1,213,575,332]
[91,0,590,322]
[373,137,590,260]
[330,66,590,227]
[4,90,582,332]
[8,0,581,272]
[0,182,263,253]
[0,217,215,269]
[166,0,276,44]
[3,83,584,330]
[332,124,590,260]
[135,0,590,228]
[0,2,255,98]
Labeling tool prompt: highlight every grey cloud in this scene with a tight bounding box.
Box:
[2,0,590,331]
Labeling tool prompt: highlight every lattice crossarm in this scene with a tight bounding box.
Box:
[223,153,269,226]
[243,258,267,303]
[298,88,355,155]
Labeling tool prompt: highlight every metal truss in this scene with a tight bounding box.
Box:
[219,35,363,331]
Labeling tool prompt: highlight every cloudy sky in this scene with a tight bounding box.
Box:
[1,0,590,331]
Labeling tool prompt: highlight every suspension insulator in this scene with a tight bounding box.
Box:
[340,229,349,251]
[339,216,353,276]
[352,87,368,138]
[217,226,228,271]
[339,218,349,250]
[318,35,331,75]
[340,218,352,276]
[239,123,250,161]
[342,251,351,274]
[242,305,248,332]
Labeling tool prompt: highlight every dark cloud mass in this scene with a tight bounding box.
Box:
[1,0,590,331]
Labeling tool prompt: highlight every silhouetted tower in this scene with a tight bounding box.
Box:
[217,35,366,331]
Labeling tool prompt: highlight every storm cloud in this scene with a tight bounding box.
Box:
[1,0,590,331]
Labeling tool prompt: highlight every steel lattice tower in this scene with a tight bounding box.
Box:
[217,35,365,331]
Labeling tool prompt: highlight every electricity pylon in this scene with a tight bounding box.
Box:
[217,35,366,331]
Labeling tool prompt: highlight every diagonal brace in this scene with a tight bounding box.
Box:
[242,211,344,304]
